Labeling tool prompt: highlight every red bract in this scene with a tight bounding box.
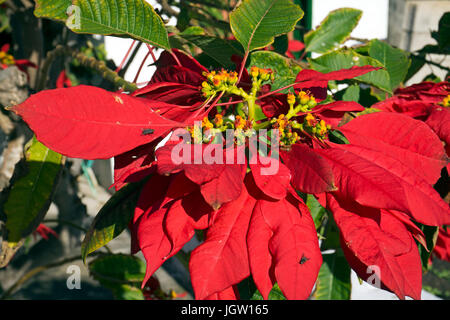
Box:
[374,81,450,149]
[0,44,37,74]
[326,194,422,300]
[433,227,450,262]
[11,45,450,301]
[33,223,58,241]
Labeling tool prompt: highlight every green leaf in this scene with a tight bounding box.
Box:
[417,224,439,271]
[251,283,286,300]
[368,39,410,91]
[309,50,392,93]
[230,0,304,53]
[249,50,302,92]
[34,0,171,50]
[89,253,146,300]
[328,130,350,145]
[304,8,362,54]
[437,12,450,50]
[4,136,63,244]
[342,84,360,102]
[237,277,258,300]
[34,0,72,21]
[306,194,326,229]
[314,249,352,300]
[81,180,145,263]
[180,34,244,68]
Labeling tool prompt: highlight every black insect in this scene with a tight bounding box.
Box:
[142,128,154,135]
[299,254,310,265]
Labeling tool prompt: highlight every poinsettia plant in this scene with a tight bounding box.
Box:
[2,0,450,300]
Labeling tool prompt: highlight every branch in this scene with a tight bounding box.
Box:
[36,45,138,93]
[158,0,179,17]
[0,252,104,300]
[412,53,450,72]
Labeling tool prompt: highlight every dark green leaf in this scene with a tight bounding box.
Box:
[81,180,145,263]
[417,224,439,271]
[89,253,146,300]
[272,34,289,55]
[180,34,244,68]
[437,12,450,50]
[4,136,63,244]
[314,249,352,300]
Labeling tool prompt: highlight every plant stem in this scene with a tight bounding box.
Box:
[0,252,103,300]
[36,45,138,93]
[237,51,249,84]
[115,40,136,73]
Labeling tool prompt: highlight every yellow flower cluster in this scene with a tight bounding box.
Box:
[250,66,274,82]
[442,95,450,108]
[288,91,317,112]
[0,50,15,66]
[187,114,254,144]
[303,114,331,139]
[271,114,300,146]
[201,69,238,98]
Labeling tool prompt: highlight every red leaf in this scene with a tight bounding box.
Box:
[316,145,450,226]
[133,174,172,224]
[135,175,195,287]
[156,142,226,184]
[249,154,291,200]
[425,107,450,146]
[113,139,161,190]
[339,112,448,184]
[133,82,204,109]
[56,70,72,88]
[247,200,275,300]
[388,210,427,250]
[155,48,209,77]
[204,286,240,300]
[373,97,432,118]
[164,191,212,251]
[257,196,322,299]
[312,101,365,128]
[12,85,183,159]
[296,65,381,83]
[259,93,290,118]
[189,187,256,300]
[433,228,450,262]
[200,164,245,210]
[293,66,380,101]
[156,142,246,209]
[288,40,305,52]
[329,195,422,300]
[281,144,336,194]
